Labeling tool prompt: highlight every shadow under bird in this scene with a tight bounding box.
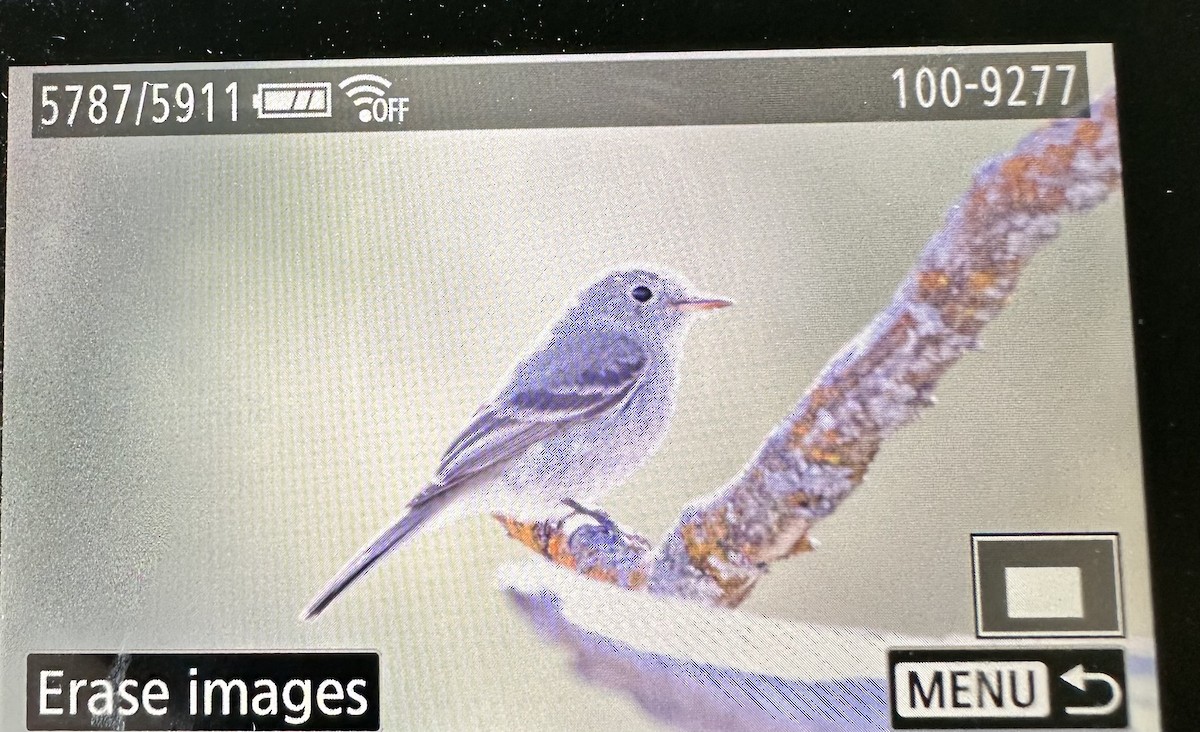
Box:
[302,266,732,620]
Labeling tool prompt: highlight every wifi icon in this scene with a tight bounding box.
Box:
[339,74,395,123]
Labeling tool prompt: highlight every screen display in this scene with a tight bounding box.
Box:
[2,44,1158,731]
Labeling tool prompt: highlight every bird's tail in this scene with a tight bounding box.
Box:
[301,491,450,621]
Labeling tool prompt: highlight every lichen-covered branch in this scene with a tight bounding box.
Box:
[499,93,1122,607]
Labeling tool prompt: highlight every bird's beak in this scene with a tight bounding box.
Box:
[669,296,734,312]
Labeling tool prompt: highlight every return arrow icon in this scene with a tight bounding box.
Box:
[1060,664,1123,716]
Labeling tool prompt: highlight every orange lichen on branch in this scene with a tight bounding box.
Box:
[916,269,952,297]
[497,515,582,571]
[498,515,541,553]
[967,270,997,292]
[497,512,654,591]
[496,92,1123,607]
[680,510,732,574]
[545,532,575,569]
[785,534,819,556]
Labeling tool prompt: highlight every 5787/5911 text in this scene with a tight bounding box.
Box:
[38,81,239,129]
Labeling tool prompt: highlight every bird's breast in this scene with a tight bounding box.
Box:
[595,365,678,463]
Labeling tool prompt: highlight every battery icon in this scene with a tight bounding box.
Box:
[251,82,333,119]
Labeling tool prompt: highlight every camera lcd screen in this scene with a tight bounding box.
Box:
[1,44,1158,731]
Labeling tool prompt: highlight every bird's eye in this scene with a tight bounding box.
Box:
[630,285,654,303]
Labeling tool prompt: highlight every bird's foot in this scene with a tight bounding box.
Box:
[562,499,617,532]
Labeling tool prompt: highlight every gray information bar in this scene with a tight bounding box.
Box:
[30,52,1089,138]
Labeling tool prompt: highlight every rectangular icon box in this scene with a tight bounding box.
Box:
[973,534,1124,638]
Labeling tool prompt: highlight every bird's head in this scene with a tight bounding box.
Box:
[571,267,733,338]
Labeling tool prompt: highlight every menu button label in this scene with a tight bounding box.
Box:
[895,660,1050,718]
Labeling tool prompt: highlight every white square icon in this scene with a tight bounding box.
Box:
[1004,566,1084,619]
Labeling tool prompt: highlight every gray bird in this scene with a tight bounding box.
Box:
[302,266,732,619]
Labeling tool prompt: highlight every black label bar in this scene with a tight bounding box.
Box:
[29,51,1090,138]
[889,648,1126,729]
[27,652,379,731]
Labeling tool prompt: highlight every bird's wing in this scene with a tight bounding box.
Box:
[410,329,648,507]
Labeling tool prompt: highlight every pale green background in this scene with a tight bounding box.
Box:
[3,47,1154,730]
